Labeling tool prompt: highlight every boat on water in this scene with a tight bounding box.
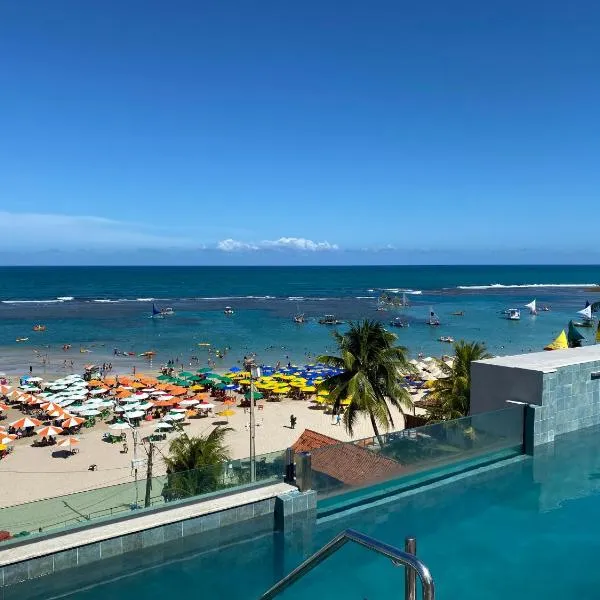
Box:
[525,299,537,315]
[573,305,594,328]
[32,324,46,332]
[389,317,409,328]
[293,314,305,324]
[568,321,585,348]
[16,337,28,343]
[318,315,342,325]
[451,311,464,316]
[400,293,410,307]
[150,303,164,319]
[545,330,568,351]
[506,308,521,321]
[224,306,234,315]
[427,309,440,327]
[161,307,174,316]
[439,336,455,343]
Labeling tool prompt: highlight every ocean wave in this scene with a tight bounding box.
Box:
[56,296,74,301]
[382,288,423,295]
[92,299,120,303]
[287,297,305,301]
[2,299,66,304]
[355,296,376,299]
[135,298,155,302]
[456,283,598,290]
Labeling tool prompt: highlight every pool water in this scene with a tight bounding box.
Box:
[15,425,600,600]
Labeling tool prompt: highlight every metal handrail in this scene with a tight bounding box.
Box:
[260,528,435,600]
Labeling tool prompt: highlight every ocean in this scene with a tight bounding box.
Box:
[0,265,599,373]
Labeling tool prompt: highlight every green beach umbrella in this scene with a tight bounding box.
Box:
[214,383,227,390]
[174,379,190,387]
[220,377,233,384]
[178,371,194,378]
[197,368,212,373]
[244,391,263,400]
[157,374,171,381]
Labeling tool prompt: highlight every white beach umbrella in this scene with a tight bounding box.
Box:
[178,399,199,407]
[132,393,149,401]
[162,413,184,422]
[124,410,145,419]
[109,422,132,431]
[198,403,214,410]
[79,409,100,417]
[154,422,173,431]
[171,408,187,413]
[141,388,156,392]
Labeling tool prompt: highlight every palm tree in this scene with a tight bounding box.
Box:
[317,319,415,445]
[162,427,231,500]
[424,340,491,421]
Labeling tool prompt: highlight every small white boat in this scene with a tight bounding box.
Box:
[390,317,409,328]
[224,306,234,315]
[293,314,305,324]
[507,308,521,321]
[161,307,174,316]
[439,336,454,343]
[573,304,594,327]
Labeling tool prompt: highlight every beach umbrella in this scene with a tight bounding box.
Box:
[198,402,214,410]
[10,417,42,429]
[228,366,241,373]
[222,398,236,406]
[301,386,317,393]
[40,402,63,413]
[154,422,173,430]
[37,425,63,437]
[0,385,12,395]
[80,409,100,417]
[218,409,235,418]
[156,374,173,381]
[0,435,16,444]
[244,391,263,400]
[190,384,205,392]
[124,410,145,418]
[178,399,199,407]
[109,421,132,430]
[0,403,8,412]
[62,416,85,428]
[57,437,80,448]
[162,413,185,422]
[178,371,194,378]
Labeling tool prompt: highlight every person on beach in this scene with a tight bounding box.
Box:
[290,414,297,429]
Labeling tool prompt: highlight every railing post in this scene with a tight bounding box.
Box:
[295,452,312,492]
[404,537,416,600]
[284,447,296,484]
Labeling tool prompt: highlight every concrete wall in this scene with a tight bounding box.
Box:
[533,361,600,445]
[471,363,543,414]
[0,483,317,589]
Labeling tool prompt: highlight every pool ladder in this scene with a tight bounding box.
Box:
[260,529,435,600]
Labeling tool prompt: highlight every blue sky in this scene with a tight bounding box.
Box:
[1,0,600,265]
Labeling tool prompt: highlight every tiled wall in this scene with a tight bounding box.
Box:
[0,490,317,589]
[533,361,600,445]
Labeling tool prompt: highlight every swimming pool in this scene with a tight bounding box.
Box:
[12,424,600,600]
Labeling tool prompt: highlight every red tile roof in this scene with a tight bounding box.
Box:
[292,429,406,487]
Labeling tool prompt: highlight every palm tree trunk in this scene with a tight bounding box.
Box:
[368,411,385,447]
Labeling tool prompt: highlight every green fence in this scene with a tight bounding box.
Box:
[0,449,285,544]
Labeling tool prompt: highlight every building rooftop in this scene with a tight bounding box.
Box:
[474,345,600,373]
[292,429,405,487]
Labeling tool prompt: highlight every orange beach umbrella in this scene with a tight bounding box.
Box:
[10,417,42,429]
[37,425,63,437]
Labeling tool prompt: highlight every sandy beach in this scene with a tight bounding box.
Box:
[0,394,423,508]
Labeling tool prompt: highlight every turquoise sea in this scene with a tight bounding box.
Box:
[0,265,599,372]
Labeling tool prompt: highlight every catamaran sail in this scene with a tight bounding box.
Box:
[525,299,537,315]
[544,330,568,351]
[568,320,585,348]
[427,309,440,326]
[151,303,162,318]
[401,293,409,307]
[578,305,593,320]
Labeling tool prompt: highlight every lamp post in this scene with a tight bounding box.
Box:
[245,358,261,482]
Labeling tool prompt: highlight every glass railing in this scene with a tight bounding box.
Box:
[0,449,285,545]
[310,406,524,501]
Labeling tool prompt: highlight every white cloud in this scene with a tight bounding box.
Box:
[0,211,197,250]
[216,239,259,252]
[261,237,339,251]
[216,237,339,252]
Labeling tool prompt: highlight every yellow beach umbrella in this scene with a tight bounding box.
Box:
[301,386,317,392]
[218,409,235,417]
[341,398,351,406]
[274,387,291,394]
